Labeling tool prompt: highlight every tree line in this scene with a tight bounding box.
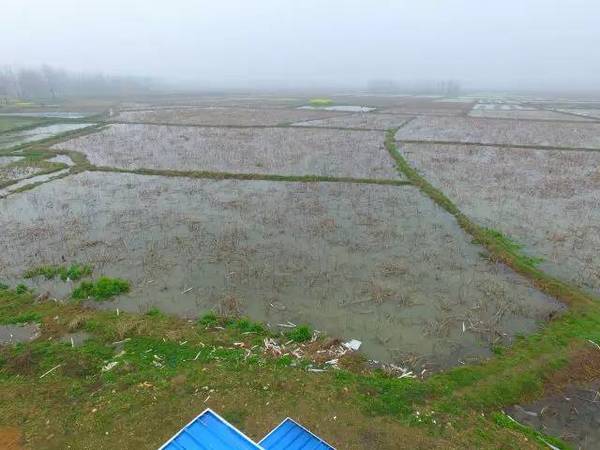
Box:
[0,65,155,100]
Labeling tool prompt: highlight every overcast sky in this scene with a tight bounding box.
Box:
[2,0,599,90]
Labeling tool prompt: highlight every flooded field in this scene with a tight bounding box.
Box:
[468,107,593,121]
[55,124,398,179]
[291,113,412,130]
[395,116,600,148]
[0,123,93,150]
[399,143,600,293]
[0,171,560,368]
[114,107,347,126]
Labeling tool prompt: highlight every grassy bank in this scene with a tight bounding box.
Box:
[0,285,566,449]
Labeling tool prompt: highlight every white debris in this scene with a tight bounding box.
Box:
[342,339,362,351]
[102,361,119,372]
[264,338,283,356]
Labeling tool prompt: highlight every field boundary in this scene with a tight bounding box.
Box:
[89,166,414,187]
[396,138,600,153]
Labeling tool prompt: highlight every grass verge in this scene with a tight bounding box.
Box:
[72,277,130,301]
[0,287,558,449]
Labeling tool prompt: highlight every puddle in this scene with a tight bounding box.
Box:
[506,382,600,449]
[0,171,561,369]
[0,156,24,167]
[298,105,375,112]
[59,331,91,347]
[0,123,94,150]
[47,154,75,167]
[0,169,71,198]
[0,323,40,345]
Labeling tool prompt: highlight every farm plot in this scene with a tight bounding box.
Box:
[291,113,413,130]
[54,124,398,179]
[395,116,600,149]
[0,123,93,150]
[0,172,560,368]
[113,106,347,126]
[554,109,600,120]
[468,107,592,121]
[379,99,473,116]
[399,143,600,293]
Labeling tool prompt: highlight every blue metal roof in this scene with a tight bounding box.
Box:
[259,418,335,450]
[160,409,262,450]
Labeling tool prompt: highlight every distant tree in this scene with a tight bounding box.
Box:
[0,65,156,100]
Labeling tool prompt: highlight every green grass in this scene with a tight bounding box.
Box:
[24,263,93,282]
[91,165,412,187]
[308,98,334,107]
[15,284,29,294]
[72,277,130,301]
[286,325,312,342]
[0,116,50,133]
[0,311,42,325]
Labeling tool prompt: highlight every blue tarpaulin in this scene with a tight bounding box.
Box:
[259,418,335,450]
[160,409,262,450]
[159,409,335,450]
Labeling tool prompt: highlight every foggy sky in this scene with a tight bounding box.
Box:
[2,0,599,90]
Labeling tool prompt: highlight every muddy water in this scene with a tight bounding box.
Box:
[0,172,561,369]
[0,123,93,150]
[506,382,600,449]
[0,324,40,345]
